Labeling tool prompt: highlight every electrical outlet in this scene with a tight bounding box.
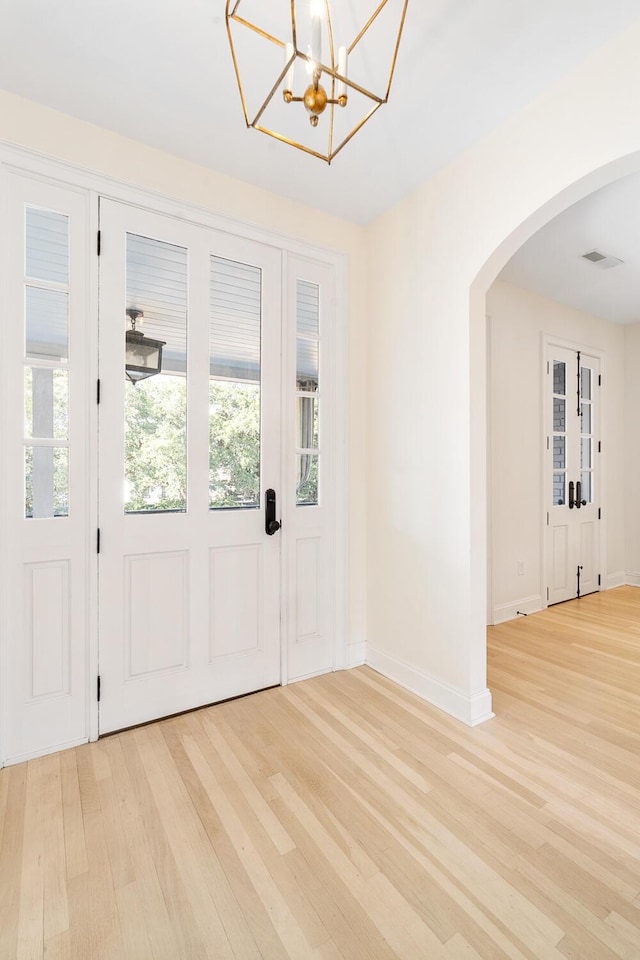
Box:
[517,561,525,576]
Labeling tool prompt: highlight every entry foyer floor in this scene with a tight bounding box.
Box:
[1,587,639,958]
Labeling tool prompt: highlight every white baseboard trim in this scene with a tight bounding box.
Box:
[366,646,494,727]
[4,736,88,767]
[624,572,640,587]
[605,572,626,589]
[490,594,543,625]
[346,642,366,668]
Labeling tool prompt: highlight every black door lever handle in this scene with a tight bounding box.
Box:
[265,489,281,536]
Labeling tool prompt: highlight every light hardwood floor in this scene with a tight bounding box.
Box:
[1,587,640,959]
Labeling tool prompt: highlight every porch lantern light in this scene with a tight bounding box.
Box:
[225,0,409,164]
[125,309,166,384]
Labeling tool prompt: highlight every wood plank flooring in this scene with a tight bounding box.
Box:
[1,586,640,958]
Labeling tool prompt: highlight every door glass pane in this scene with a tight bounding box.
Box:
[297,339,319,390]
[209,257,261,509]
[580,471,592,504]
[553,436,565,470]
[581,437,592,470]
[25,368,68,440]
[297,454,318,506]
[581,367,592,400]
[553,398,565,432]
[581,402,591,435]
[25,446,69,518]
[553,473,565,506]
[553,361,566,396]
[26,207,69,285]
[297,397,318,450]
[26,287,69,361]
[297,281,319,337]
[124,234,187,514]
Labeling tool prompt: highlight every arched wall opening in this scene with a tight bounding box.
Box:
[470,151,640,704]
[366,21,640,726]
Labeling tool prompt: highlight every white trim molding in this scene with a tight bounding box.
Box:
[346,642,366,668]
[605,572,626,589]
[366,646,494,727]
[625,572,640,587]
[491,594,544,625]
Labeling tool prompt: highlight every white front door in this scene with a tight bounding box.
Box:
[546,344,600,605]
[98,201,283,733]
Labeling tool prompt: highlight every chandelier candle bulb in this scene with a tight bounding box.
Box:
[337,46,348,101]
[284,42,295,94]
[310,3,322,66]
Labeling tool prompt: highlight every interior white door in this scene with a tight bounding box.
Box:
[98,201,282,733]
[546,344,600,605]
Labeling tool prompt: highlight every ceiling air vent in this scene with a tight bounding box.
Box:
[581,250,624,270]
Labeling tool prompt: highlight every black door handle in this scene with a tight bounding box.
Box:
[265,488,281,536]
[568,480,575,509]
[575,480,586,508]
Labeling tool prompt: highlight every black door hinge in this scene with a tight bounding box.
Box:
[598,574,601,587]
[598,440,601,453]
[97,230,101,256]
[598,374,601,386]
[97,528,101,554]
[598,507,601,520]
[97,675,101,702]
[97,379,101,404]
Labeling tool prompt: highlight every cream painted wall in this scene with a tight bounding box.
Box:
[366,19,640,724]
[487,280,625,623]
[624,323,640,585]
[0,88,368,655]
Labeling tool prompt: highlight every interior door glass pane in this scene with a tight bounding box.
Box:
[553,436,565,470]
[124,234,187,514]
[26,207,69,285]
[581,471,592,504]
[553,398,565,432]
[581,437,592,469]
[297,397,318,450]
[297,454,318,506]
[26,286,69,361]
[581,402,591,435]
[25,368,68,439]
[553,473,565,506]
[209,256,261,509]
[553,361,566,396]
[25,446,69,518]
[581,367,592,400]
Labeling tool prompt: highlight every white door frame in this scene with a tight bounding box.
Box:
[541,334,606,609]
[0,143,349,762]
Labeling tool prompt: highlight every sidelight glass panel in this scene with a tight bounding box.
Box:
[581,402,591,435]
[26,207,69,285]
[581,437,592,470]
[553,473,565,506]
[297,455,318,506]
[297,281,319,337]
[581,367,592,400]
[25,446,69,518]
[24,367,68,439]
[580,471,592,504]
[297,339,319,391]
[124,234,187,513]
[553,398,565,433]
[209,256,261,509]
[26,286,69,361]
[553,436,565,470]
[297,396,319,450]
[553,361,566,396]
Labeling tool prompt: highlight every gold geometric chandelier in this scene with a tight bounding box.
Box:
[225,1,409,164]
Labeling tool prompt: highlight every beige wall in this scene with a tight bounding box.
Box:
[366,20,640,723]
[0,88,369,653]
[624,323,640,584]
[487,280,626,623]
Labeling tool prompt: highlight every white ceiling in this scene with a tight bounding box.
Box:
[500,173,640,325]
[0,1,639,224]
